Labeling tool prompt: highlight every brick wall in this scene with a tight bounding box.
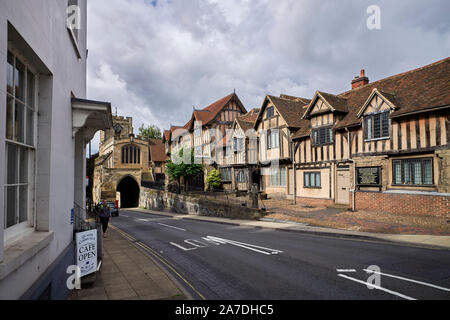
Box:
[355,191,450,217]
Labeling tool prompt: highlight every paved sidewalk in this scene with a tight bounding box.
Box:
[261,199,450,236]
[69,226,187,300]
[132,207,450,250]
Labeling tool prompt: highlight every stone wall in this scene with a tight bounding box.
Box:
[140,187,261,220]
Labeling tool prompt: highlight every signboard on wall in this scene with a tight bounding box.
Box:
[76,229,98,277]
[357,167,382,186]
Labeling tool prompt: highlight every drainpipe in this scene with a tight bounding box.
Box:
[291,139,297,205]
[345,128,356,212]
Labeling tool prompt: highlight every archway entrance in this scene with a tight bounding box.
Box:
[117,176,140,208]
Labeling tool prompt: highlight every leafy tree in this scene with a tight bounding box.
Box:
[206,169,222,190]
[138,124,162,140]
[166,148,203,192]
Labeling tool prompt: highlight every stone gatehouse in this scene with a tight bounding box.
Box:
[93,115,167,207]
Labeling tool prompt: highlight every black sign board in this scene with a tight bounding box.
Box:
[357,166,381,186]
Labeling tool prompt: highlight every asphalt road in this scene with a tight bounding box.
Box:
[111,209,450,300]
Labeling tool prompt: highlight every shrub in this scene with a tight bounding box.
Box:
[207,169,222,190]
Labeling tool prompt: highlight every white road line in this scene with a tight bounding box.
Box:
[206,236,283,255]
[338,274,416,300]
[363,269,450,292]
[137,219,150,222]
[158,223,187,231]
[121,215,129,218]
[336,269,357,273]
[169,242,197,251]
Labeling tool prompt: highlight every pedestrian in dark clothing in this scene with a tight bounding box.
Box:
[99,200,111,237]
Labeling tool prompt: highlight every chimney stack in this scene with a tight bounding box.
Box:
[351,69,369,89]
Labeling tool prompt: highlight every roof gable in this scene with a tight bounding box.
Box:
[303,91,348,119]
[255,95,310,129]
[357,88,398,118]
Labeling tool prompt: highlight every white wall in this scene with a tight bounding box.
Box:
[0,0,88,298]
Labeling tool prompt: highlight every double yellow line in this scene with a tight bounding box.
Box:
[109,225,206,300]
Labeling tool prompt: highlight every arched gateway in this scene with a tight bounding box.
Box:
[117,176,140,208]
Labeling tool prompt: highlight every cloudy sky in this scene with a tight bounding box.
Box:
[86,0,449,152]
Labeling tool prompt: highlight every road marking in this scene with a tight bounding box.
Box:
[336,269,357,273]
[136,218,150,222]
[338,274,416,300]
[185,239,209,248]
[363,269,450,292]
[205,236,283,255]
[158,223,187,231]
[170,242,197,251]
[121,215,129,218]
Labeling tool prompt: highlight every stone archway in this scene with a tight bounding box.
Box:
[117,176,140,208]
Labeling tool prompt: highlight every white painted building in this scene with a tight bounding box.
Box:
[0,0,112,299]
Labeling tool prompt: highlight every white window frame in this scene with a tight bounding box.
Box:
[4,48,39,243]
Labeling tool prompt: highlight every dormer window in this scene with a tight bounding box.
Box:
[364,111,389,140]
[266,107,274,119]
[312,126,333,146]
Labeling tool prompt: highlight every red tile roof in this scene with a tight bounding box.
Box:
[149,139,169,162]
[294,56,450,139]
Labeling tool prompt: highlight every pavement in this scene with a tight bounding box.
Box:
[68,225,188,300]
[109,209,450,300]
[131,207,450,249]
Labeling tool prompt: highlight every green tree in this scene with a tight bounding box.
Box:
[166,148,203,192]
[138,124,162,140]
[206,169,222,190]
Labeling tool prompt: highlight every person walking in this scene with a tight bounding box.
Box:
[99,200,111,238]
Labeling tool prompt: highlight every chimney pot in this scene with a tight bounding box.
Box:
[351,69,369,89]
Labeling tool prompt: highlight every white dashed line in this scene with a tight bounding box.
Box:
[158,223,187,231]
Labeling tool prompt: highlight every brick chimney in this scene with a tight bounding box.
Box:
[351,69,369,89]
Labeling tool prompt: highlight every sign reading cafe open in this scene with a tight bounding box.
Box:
[76,230,98,277]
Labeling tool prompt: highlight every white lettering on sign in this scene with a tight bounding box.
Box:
[76,229,98,277]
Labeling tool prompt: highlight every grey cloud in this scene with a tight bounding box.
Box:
[86,0,449,152]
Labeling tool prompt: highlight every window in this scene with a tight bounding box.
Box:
[234,137,244,152]
[121,145,141,164]
[194,127,201,137]
[393,158,433,186]
[312,127,333,146]
[195,146,202,157]
[267,130,279,149]
[266,107,274,119]
[304,172,321,188]
[5,51,37,233]
[269,167,286,187]
[236,170,248,183]
[220,168,232,182]
[364,111,389,140]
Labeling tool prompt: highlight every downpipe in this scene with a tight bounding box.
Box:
[346,128,356,212]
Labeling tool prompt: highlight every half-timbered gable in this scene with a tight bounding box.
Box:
[292,57,450,214]
[255,95,310,197]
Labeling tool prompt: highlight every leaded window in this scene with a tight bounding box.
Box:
[364,111,390,140]
[304,172,321,188]
[312,126,333,146]
[393,158,433,186]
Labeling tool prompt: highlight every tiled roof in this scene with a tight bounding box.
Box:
[293,56,450,138]
[163,130,170,142]
[336,56,450,128]
[266,95,311,128]
[149,139,169,162]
